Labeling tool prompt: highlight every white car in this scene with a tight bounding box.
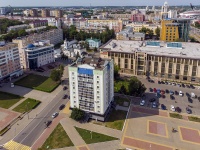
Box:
[172,82,176,86]
[171,105,175,112]
[179,91,183,96]
[52,112,59,118]
[191,92,195,98]
[140,100,145,106]
[152,102,157,108]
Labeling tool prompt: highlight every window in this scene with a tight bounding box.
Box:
[97,76,99,78]
[97,81,99,84]
[97,91,99,93]
[97,86,99,89]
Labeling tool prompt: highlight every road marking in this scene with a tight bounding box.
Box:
[4,140,31,150]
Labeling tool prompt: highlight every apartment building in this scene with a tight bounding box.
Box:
[126,22,160,35]
[100,40,200,83]
[0,42,23,81]
[76,26,106,33]
[108,13,132,20]
[116,27,145,41]
[87,19,123,33]
[85,38,101,48]
[7,24,30,32]
[53,10,63,18]
[131,13,145,22]
[29,9,38,17]
[68,57,114,121]
[21,40,54,69]
[29,20,48,28]
[160,18,191,42]
[41,9,50,17]
[12,29,63,50]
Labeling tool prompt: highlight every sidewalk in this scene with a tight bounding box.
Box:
[8,98,27,110]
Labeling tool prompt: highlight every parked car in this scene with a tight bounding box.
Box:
[179,91,183,96]
[158,81,161,84]
[149,88,153,92]
[149,98,156,102]
[161,104,166,110]
[59,104,65,110]
[153,88,157,93]
[170,95,175,100]
[188,98,193,103]
[165,89,169,94]
[63,86,67,90]
[181,83,185,88]
[62,94,67,99]
[170,105,175,112]
[175,91,179,95]
[190,84,195,89]
[146,76,150,80]
[140,100,145,106]
[186,85,190,88]
[172,82,176,86]
[161,81,165,84]
[186,92,190,97]
[191,92,196,98]
[168,82,172,85]
[161,90,165,94]
[152,102,157,108]
[52,112,59,118]
[165,81,168,85]
[186,107,192,114]
[156,93,161,98]
[46,120,52,127]
[162,95,165,98]
[175,107,181,113]
[169,90,174,95]
[177,84,181,87]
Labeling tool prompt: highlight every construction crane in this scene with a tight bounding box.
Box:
[8,5,13,18]
[190,3,194,11]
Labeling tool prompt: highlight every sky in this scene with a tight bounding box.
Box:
[0,0,199,7]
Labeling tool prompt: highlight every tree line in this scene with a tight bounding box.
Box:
[63,25,116,44]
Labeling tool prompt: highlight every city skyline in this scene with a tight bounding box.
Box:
[1,0,200,7]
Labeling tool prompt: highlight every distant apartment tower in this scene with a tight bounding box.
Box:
[21,40,54,69]
[68,57,114,121]
[0,42,23,81]
[41,9,50,17]
[131,13,145,22]
[29,9,38,17]
[160,18,191,42]
[54,10,63,18]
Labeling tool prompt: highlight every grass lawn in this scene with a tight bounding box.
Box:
[169,113,183,119]
[105,109,127,130]
[0,91,23,109]
[13,98,41,113]
[39,123,74,150]
[114,96,130,107]
[14,74,60,93]
[75,127,118,144]
[188,116,200,122]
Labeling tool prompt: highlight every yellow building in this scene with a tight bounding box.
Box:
[126,23,160,35]
[160,20,179,42]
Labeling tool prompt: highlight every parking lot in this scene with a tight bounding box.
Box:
[137,77,200,116]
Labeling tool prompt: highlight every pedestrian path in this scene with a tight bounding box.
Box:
[3,140,31,150]
[61,101,71,115]
[8,98,27,110]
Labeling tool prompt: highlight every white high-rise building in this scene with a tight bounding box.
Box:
[161,1,168,13]
[68,57,114,121]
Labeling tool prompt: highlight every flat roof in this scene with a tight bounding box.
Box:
[100,40,200,59]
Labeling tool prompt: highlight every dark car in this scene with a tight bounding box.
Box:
[149,88,153,92]
[165,81,168,85]
[175,107,181,113]
[186,92,190,97]
[148,79,154,83]
[186,107,192,114]
[162,94,165,98]
[190,84,195,89]
[63,86,67,90]
[182,83,185,88]
[165,89,169,94]
[175,91,179,95]
[186,85,190,88]
[59,104,65,110]
[46,120,52,127]
[170,95,175,100]
[161,104,166,110]
[158,81,161,84]
[188,98,193,103]
[146,76,150,80]
[62,94,67,99]
[149,98,156,102]
[161,81,165,84]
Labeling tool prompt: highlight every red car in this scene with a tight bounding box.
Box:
[153,88,157,93]
[161,90,165,95]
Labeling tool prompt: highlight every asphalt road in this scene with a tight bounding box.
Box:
[12,81,69,147]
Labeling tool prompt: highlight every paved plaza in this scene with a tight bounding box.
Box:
[121,104,200,150]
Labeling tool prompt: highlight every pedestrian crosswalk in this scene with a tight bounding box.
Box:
[3,140,31,150]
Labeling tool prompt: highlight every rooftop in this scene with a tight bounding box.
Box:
[70,57,111,70]
[100,40,200,59]
[0,42,18,51]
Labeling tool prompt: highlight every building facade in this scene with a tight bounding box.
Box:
[85,38,101,48]
[41,9,50,17]
[29,20,48,28]
[68,57,114,121]
[7,24,30,32]
[131,13,145,22]
[0,42,23,81]
[29,9,38,17]
[21,41,54,69]
[100,40,200,83]
[160,19,191,42]
[0,7,11,15]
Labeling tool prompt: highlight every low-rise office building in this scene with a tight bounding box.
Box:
[0,42,23,81]
[68,57,114,121]
[100,40,200,83]
[21,40,54,69]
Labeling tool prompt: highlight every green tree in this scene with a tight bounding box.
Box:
[120,85,127,94]
[70,108,85,121]
[114,64,120,79]
[94,47,97,52]
[128,77,146,96]
[50,69,61,82]
[155,27,160,38]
